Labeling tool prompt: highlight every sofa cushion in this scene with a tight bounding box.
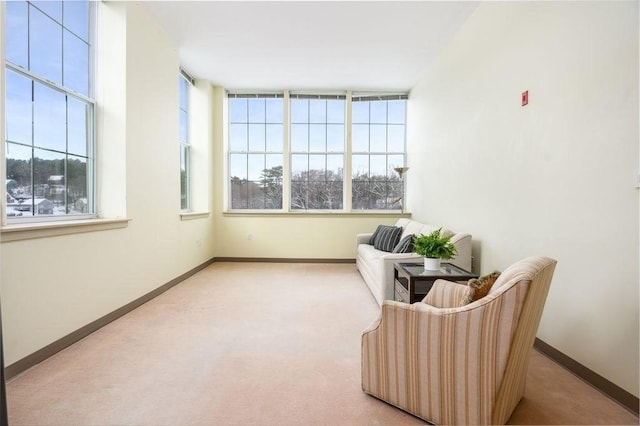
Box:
[462,271,501,304]
[392,234,414,253]
[373,226,403,252]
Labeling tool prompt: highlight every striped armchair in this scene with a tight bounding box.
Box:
[361,256,557,425]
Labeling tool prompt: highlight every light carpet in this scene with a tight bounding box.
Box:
[7,262,638,425]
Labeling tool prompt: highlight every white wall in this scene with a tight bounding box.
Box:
[407,1,639,396]
[1,2,215,366]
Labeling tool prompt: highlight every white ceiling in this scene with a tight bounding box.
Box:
[142,1,478,92]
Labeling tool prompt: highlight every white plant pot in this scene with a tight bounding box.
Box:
[424,257,441,270]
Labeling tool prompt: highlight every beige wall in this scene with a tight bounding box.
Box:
[1,2,215,366]
[407,1,639,396]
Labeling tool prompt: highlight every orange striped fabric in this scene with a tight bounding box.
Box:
[423,279,472,308]
[362,257,557,425]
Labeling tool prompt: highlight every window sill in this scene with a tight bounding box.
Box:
[180,211,210,221]
[223,211,412,218]
[1,217,131,243]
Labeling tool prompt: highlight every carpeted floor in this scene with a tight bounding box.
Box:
[6,262,639,425]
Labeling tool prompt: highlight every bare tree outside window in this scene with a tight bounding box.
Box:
[229,95,284,209]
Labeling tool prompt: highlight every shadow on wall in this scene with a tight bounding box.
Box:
[471,239,482,274]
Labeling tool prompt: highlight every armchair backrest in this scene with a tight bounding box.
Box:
[491,256,557,424]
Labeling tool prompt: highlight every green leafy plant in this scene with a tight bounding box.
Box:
[413,228,457,260]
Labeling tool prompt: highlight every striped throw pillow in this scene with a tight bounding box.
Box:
[392,234,414,253]
[373,226,403,252]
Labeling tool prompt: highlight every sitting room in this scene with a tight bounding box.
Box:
[0,1,638,424]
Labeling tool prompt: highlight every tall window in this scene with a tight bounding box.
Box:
[351,96,407,210]
[228,94,284,209]
[5,0,94,219]
[290,95,345,210]
[227,92,406,212]
[179,70,193,211]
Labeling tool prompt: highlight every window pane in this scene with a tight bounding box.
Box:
[34,83,66,152]
[352,102,369,124]
[388,100,406,124]
[290,124,308,152]
[327,154,343,181]
[247,154,264,181]
[179,77,188,111]
[6,1,28,68]
[5,70,33,145]
[388,155,404,177]
[180,145,188,210]
[180,110,188,143]
[30,6,63,85]
[67,154,88,213]
[34,148,65,214]
[6,142,32,206]
[291,155,307,180]
[352,155,369,179]
[290,99,308,123]
[266,124,283,152]
[248,123,265,151]
[370,101,386,124]
[63,0,89,41]
[309,100,326,123]
[229,154,247,180]
[68,97,88,156]
[351,124,368,152]
[370,124,386,152]
[248,98,265,123]
[229,98,247,123]
[290,181,308,209]
[309,124,326,152]
[387,125,405,153]
[229,124,247,151]
[327,100,344,123]
[327,124,344,152]
[309,154,325,176]
[32,1,63,23]
[261,156,283,209]
[370,155,386,179]
[266,98,283,123]
[63,30,89,95]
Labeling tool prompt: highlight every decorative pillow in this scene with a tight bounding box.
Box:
[461,271,501,305]
[372,226,403,253]
[368,225,384,245]
[392,234,414,254]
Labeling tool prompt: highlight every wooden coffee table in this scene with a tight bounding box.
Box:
[393,262,478,304]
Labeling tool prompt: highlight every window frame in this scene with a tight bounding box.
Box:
[3,0,96,224]
[179,68,194,212]
[226,91,408,214]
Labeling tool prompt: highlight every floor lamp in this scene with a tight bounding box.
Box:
[393,166,409,213]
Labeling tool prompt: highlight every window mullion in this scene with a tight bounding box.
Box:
[344,91,353,211]
[282,90,291,212]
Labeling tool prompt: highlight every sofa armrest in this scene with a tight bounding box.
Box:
[356,233,373,247]
[422,279,471,308]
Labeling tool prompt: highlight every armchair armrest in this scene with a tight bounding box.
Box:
[422,279,471,308]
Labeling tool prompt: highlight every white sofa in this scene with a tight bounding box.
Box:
[356,218,472,305]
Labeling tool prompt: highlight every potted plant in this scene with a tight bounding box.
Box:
[413,228,457,270]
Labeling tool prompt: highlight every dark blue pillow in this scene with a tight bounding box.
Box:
[373,226,403,252]
[392,234,414,253]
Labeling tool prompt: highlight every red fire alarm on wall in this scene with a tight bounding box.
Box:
[521,90,529,106]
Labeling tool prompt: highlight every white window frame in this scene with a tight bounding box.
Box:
[179,68,194,212]
[226,90,408,213]
[3,0,96,224]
